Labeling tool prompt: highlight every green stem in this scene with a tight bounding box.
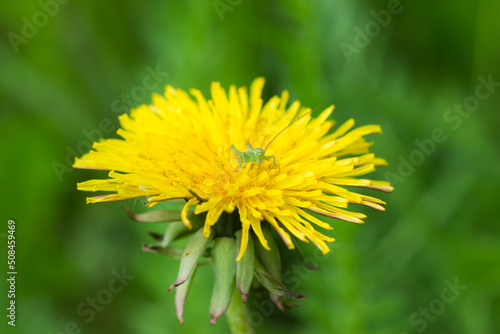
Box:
[227,287,254,334]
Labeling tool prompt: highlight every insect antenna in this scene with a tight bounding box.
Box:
[263,107,319,153]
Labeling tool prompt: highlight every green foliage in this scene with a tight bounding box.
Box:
[1,0,499,333]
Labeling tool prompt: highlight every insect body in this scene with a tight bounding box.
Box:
[231,143,275,170]
[230,109,316,171]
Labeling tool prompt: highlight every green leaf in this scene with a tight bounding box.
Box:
[209,237,236,325]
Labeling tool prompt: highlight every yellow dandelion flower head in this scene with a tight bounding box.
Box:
[74,78,392,261]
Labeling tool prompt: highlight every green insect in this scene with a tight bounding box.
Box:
[230,109,316,171]
[231,143,275,170]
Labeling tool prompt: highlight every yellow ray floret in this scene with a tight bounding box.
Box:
[73,78,392,260]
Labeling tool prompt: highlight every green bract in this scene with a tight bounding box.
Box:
[126,206,310,325]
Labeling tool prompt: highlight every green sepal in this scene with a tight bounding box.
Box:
[254,226,285,309]
[161,221,190,246]
[253,260,305,300]
[142,243,184,258]
[209,237,236,325]
[254,225,282,280]
[235,230,254,303]
[161,221,194,247]
[143,242,212,265]
[146,230,163,241]
[123,206,190,223]
[147,216,203,247]
[169,228,213,291]
[291,237,322,271]
[175,267,197,325]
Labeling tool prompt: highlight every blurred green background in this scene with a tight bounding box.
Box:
[1,0,499,333]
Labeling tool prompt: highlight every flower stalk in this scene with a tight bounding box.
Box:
[227,286,254,334]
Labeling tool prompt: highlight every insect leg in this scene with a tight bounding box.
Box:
[265,155,276,169]
[241,152,248,169]
[231,145,243,170]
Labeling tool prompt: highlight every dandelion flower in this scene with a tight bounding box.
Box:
[73,78,392,325]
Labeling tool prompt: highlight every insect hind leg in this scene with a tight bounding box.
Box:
[264,155,276,169]
[231,145,243,171]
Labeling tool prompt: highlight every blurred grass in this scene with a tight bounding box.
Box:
[1,0,499,333]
